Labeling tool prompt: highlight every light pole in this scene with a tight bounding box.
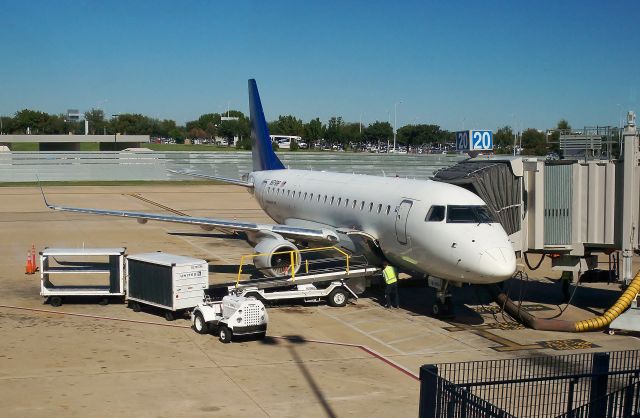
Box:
[393,100,402,151]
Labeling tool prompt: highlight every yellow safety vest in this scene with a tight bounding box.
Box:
[383,265,398,284]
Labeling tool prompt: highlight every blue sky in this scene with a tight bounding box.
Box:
[0,0,638,131]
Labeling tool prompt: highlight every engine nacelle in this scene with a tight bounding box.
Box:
[253,237,301,277]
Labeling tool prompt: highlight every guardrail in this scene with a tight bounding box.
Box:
[419,350,640,418]
[0,151,464,182]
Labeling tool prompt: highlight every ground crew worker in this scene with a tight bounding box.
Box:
[382,261,399,308]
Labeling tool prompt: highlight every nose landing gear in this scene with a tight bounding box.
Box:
[429,277,455,318]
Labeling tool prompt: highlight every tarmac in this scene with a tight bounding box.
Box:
[1,184,639,417]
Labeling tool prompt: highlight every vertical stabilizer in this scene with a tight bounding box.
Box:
[248,79,285,171]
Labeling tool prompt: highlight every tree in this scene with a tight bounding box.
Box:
[304,118,325,148]
[341,122,362,150]
[493,126,514,152]
[325,117,344,146]
[364,121,393,144]
[397,124,446,148]
[84,109,107,135]
[270,115,304,136]
[557,119,571,131]
[521,128,547,155]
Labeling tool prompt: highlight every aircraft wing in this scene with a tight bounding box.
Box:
[40,190,338,243]
[167,169,254,188]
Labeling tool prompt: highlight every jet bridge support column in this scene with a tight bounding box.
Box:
[621,112,639,285]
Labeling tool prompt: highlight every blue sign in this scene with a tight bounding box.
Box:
[455,131,469,150]
[456,130,493,151]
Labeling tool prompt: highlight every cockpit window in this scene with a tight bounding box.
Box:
[446,205,494,223]
[426,205,445,222]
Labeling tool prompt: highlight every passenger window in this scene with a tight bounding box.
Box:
[426,205,445,222]
[386,205,391,215]
[377,204,382,214]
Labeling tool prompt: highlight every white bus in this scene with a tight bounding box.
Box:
[270,135,304,149]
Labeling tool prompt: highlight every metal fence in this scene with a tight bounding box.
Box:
[0,151,465,182]
[419,350,640,418]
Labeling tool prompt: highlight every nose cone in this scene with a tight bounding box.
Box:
[478,247,516,282]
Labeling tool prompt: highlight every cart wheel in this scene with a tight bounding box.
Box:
[327,288,348,307]
[129,301,141,312]
[256,332,267,340]
[99,298,109,306]
[193,312,209,334]
[49,296,62,307]
[219,325,232,343]
[164,311,175,321]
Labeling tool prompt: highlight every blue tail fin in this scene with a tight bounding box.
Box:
[248,79,285,171]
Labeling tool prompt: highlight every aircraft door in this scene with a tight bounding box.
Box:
[395,200,413,244]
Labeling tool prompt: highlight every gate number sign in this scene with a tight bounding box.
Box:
[456,130,493,151]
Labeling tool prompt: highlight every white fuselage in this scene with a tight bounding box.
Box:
[247,169,516,284]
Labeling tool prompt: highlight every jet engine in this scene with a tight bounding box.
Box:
[253,237,301,277]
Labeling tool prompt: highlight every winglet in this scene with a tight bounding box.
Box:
[248,79,285,171]
[36,175,53,209]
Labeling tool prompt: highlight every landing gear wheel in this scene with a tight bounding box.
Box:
[193,312,208,334]
[432,301,454,318]
[49,296,62,307]
[608,328,616,336]
[164,311,175,321]
[327,288,348,307]
[219,325,232,343]
[129,301,141,312]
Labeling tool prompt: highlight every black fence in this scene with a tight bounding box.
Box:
[419,350,640,418]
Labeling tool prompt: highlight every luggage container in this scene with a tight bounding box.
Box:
[40,247,126,307]
[126,252,208,320]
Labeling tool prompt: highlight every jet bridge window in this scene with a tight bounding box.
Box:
[446,205,493,224]
[426,205,445,222]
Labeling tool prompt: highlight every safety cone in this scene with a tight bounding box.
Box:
[31,244,37,273]
[25,250,33,275]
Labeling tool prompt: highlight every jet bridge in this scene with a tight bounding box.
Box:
[434,111,640,284]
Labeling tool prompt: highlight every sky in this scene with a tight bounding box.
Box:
[0,0,638,131]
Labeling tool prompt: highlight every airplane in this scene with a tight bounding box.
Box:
[41,79,516,315]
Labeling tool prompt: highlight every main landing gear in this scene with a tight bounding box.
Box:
[428,277,454,318]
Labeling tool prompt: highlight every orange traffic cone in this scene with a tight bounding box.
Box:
[25,250,33,275]
[31,244,37,273]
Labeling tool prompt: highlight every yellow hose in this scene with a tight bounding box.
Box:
[574,269,640,331]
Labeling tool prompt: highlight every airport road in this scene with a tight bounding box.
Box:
[1,184,639,417]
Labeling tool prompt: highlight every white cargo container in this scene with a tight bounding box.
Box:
[126,252,208,320]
